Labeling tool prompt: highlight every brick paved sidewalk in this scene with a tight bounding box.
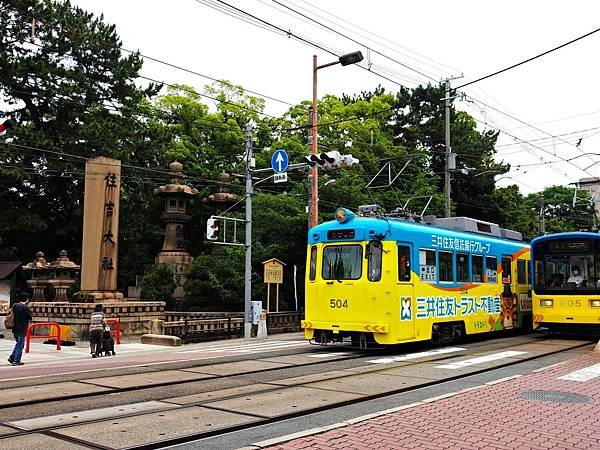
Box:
[263,351,600,450]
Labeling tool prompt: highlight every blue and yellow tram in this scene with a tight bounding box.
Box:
[531,232,600,332]
[302,208,532,348]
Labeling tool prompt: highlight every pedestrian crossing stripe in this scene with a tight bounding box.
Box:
[367,347,466,364]
[435,351,526,369]
[175,340,307,354]
[558,362,600,382]
[307,352,351,358]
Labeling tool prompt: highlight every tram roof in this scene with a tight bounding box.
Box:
[531,231,600,244]
[309,215,527,248]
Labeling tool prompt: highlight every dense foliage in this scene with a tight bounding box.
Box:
[1,1,596,311]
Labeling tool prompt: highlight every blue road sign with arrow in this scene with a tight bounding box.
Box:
[271,149,289,173]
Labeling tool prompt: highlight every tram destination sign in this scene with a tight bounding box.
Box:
[550,241,589,252]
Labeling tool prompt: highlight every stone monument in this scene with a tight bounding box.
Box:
[154,161,198,299]
[78,156,123,301]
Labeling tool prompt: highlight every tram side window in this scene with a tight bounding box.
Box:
[472,255,484,282]
[419,249,436,282]
[309,246,317,281]
[457,253,469,282]
[398,246,411,282]
[367,241,382,282]
[517,259,527,285]
[439,251,454,282]
[501,257,512,284]
[486,256,498,283]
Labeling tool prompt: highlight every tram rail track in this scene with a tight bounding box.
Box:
[0,335,594,450]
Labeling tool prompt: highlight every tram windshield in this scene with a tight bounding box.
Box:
[534,253,600,293]
[322,245,362,280]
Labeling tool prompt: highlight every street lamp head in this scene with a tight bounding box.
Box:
[339,51,364,66]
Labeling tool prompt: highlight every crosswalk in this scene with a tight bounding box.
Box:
[558,362,600,382]
[367,347,466,364]
[435,351,526,369]
[175,339,309,355]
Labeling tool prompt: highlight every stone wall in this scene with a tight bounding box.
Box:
[29,302,165,340]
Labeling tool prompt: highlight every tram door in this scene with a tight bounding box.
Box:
[500,256,517,329]
[396,243,416,340]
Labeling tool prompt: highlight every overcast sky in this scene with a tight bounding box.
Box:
[70,0,600,195]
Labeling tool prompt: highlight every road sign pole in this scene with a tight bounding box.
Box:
[244,123,253,339]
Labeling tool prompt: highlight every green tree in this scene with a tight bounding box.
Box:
[139,263,176,307]
[0,0,161,269]
[182,249,244,311]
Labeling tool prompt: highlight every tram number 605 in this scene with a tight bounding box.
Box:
[560,299,582,307]
[330,299,349,309]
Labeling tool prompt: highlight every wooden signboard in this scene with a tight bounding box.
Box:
[262,258,285,312]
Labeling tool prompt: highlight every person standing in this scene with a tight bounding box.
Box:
[8,292,33,366]
[89,304,106,358]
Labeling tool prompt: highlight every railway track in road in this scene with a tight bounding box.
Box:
[0,334,595,450]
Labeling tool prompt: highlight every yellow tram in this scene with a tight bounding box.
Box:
[532,232,600,332]
[303,208,532,348]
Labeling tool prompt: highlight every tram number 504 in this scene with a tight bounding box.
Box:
[330,299,349,309]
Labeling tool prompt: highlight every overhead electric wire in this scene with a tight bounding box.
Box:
[193,0,412,90]
[270,0,439,82]
[456,26,600,89]
[294,0,461,76]
[466,94,597,164]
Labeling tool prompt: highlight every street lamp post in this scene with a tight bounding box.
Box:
[310,51,364,229]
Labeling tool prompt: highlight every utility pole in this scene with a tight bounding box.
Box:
[444,78,452,218]
[310,55,319,228]
[244,123,253,339]
[539,194,545,235]
[307,106,313,229]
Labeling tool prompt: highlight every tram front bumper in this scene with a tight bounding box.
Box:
[301,320,389,334]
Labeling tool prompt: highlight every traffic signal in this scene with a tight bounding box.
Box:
[302,151,358,170]
[339,154,359,168]
[206,216,220,240]
[0,118,16,137]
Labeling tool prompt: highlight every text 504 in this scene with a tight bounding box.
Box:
[330,299,349,309]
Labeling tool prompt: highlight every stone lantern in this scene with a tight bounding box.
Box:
[22,251,50,301]
[154,161,198,299]
[203,172,240,255]
[203,172,239,210]
[48,250,80,302]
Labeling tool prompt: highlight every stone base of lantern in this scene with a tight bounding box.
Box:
[75,290,125,302]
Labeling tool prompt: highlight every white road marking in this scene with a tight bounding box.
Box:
[175,340,307,354]
[367,347,466,364]
[435,351,526,369]
[558,362,600,382]
[307,352,351,358]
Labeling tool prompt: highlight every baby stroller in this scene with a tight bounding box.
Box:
[102,324,116,356]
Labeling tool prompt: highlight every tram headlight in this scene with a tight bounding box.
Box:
[590,299,600,308]
[540,299,554,307]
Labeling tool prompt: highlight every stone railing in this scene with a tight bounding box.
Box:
[266,311,303,333]
[161,317,244,343]
[164,311,242,322]
[158,310,303,341]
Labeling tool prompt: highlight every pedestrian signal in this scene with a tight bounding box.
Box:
[206,216,220,240]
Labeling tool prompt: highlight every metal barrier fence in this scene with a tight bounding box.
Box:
[105,318,121,345]
[25,322,61,353]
